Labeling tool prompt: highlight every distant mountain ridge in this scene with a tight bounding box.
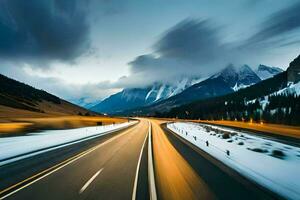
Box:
[255,64,283,80]
[90,64,283,115]
[212,64,261,91]
[121,64,264,115]
[162,71,289,122]
[69,97,101,109]
[90,77,201,114]
[155,55,300,126]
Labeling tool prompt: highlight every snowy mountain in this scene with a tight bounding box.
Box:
[122,64,262,115]
[69,97,101,109]
[255,64,283,80]
[212,64,261,91]
[247,57,299,107]
[161,70,289,122]
[89,64,283,115]
[90,78,201,114]
[247,57,300,108]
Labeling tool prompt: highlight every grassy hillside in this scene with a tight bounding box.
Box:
[0,74,131,135]
[0,73,92,117]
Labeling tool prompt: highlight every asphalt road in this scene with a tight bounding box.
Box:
[150,119,283,200]
[0,119,285,200]
[0,120,149,200]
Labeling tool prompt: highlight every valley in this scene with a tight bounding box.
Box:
[0,2,299,199]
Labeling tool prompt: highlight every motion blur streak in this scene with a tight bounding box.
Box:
[151,119,215,200]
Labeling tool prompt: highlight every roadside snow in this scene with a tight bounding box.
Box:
[0,122,135,165]
[167,122,300,200]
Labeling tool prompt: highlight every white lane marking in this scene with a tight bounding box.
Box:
[0,125,137,200]
[0,122,137,166]
[131,126,148,200]
[79,168,104,194]
[148,121,157,200]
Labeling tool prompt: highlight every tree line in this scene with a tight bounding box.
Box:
[159,93,300,126]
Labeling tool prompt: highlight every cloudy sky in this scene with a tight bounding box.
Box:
[0,0,299,103]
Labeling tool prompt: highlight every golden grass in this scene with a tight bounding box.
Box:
[0,123,33,134]
[193,120,300,139]
[0,102,128,135]
[0,105,55,122]
[147,117,300,139]
[0,116,127,135]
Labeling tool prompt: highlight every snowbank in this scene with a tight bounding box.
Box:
[167,122,300,200]
[0,122,136,165]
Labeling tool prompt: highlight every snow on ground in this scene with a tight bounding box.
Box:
[247,82,300,108]
[167,122,300,200]
[232,83,252,91]
[276,82,300,96]
[0,122,135,164]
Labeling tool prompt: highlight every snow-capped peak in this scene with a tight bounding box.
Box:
[255,64,283,80]
[211,64,261,91]
[69,97,101,109]
[145,77,202,102]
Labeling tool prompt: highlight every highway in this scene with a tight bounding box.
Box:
[0,119,282,200]
[0,120,149,200]
[151,119,281,200]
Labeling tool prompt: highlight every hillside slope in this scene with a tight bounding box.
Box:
[0,73,93,120]
[162,55,300,125]
[166,71,287,115]
[163,69,300,125]
[255,65,283,80]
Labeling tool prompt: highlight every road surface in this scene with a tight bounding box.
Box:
[150,119,280,200]
[0,119,283,200]
[0,120,149,200]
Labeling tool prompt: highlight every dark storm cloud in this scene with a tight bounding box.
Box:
[129,54,166,74]
[128,19,226,81]
[127,1,300,88]
[0,0,90,63]
[245,2,300,47]
[126,19,229,87]
[154,19,222,64]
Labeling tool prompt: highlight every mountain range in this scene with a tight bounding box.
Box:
[255,65,283,80]
[69,97,101,109]
[90,64,283,115]
[90,77,202,114]
[161,54,300,125]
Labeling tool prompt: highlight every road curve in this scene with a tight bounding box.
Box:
[0,120,148,200]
